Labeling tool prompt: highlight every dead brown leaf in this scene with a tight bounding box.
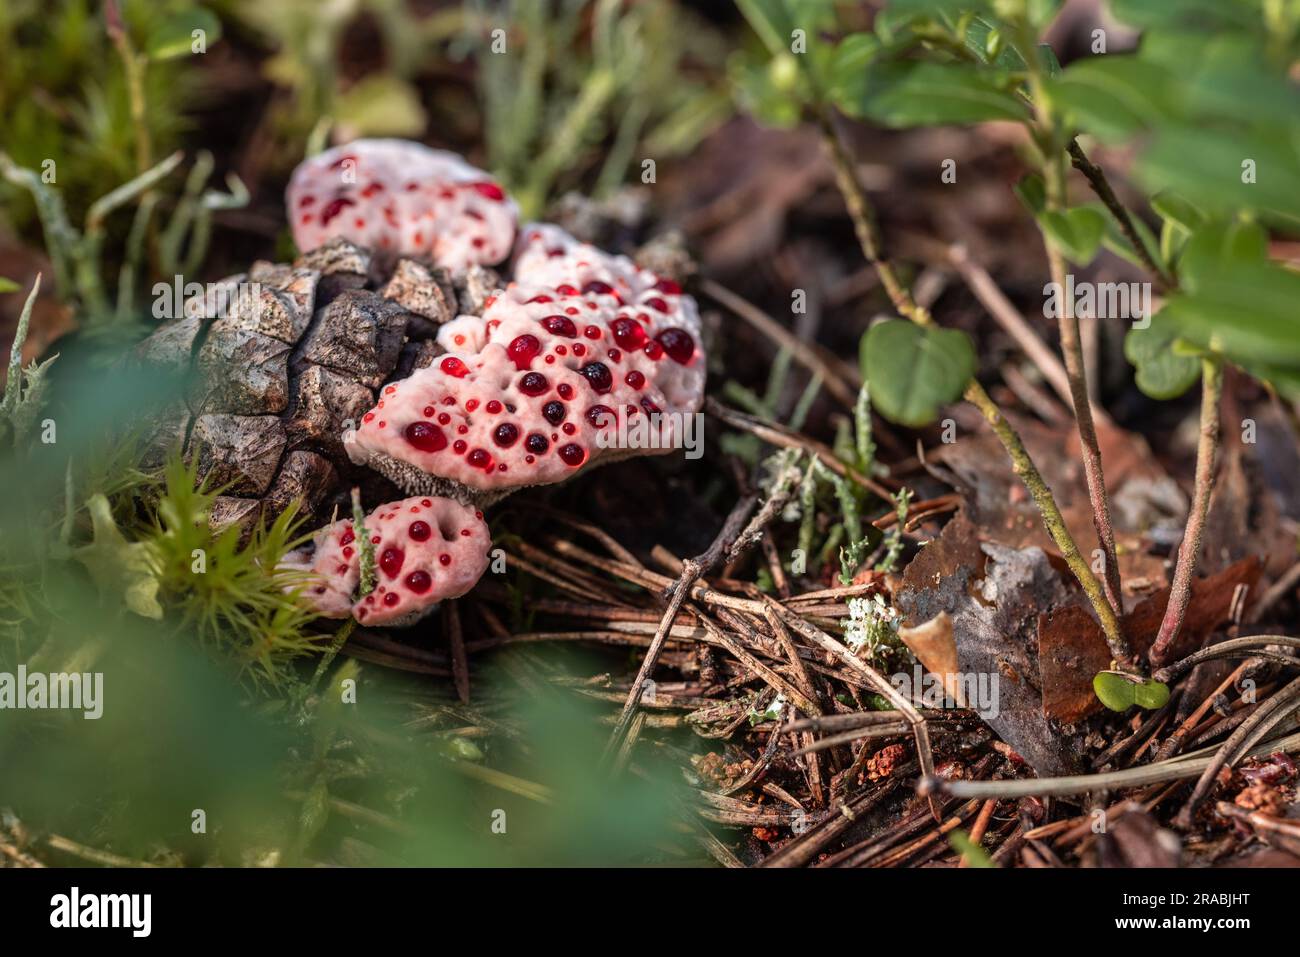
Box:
[1038,557,1262,723]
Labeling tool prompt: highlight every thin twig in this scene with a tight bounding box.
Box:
[1175,674,1300,828]
[700,278,858,407]
[1152,634,1300,684]
[1151,358,1224,665]
[47,834,161,868]
[604,491,759,759]
[446,600,470,705]
[932,729,1300,799]
[1215,801,1300,856]
[1032,67,1124,621]
[1067,139,1174,289]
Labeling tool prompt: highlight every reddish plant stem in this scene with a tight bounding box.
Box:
[1150,358,1223,665]
[1047,240,1124,617]
[1032,65,1125,624]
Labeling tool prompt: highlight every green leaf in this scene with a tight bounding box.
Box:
[1158,219,1300,384]
[949,828,997,867]
[1109,0,1264,32]
[1162,260,1300,372]
[1048,57,1177,142]
[860,320,976,427]
[1150,190,1206,233]
[1138,124,1300,227]
[823,33,882,104]
[1124,314,1202,400]
[836,61,1029,127]
[1134,679,1172,710]
[1013,173,1045,214]
[0,277,19,294]
[1093,672,1170,712]
[146,8,222,61]
[73,494,163,620]
[735,0,794,55]
[1177,219,1268,290]
[335,76,427,138]
[1039,206,1107,266]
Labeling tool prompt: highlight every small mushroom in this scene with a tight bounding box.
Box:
[343,225,707,503]
[280,517,361,619]
[287,139,517,272]
[283,495,490,625]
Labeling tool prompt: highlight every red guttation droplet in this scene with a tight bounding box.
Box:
[467,448,493,470]
[543,401,566,425]
[656,328,695,364]
[558,444,587,467]
[320,196,355,225]
[578,362,613,394]
[609,317,648,350]
[404,421,447,453]
[625,370,645,389]
[507,334,542,370]
[525,433,549,455]
[470,181,506,201]
[380,547,404,579]
[519,372,549,396]
[405,570,432,593]
[587,405,615,428]
[409,521,431,542]
[440,356,469,378]
[541,315,578,338]
[383,592,400,607]
[654,277,682,295]
[493,423,520,447]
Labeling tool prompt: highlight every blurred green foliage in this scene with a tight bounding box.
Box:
[222,0,732,215]
[464,0,732,217]
[0,356,693,866]
[231,0,456,160]
[0,0,203,232]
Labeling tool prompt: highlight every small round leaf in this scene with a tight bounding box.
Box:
[860,320,975,427]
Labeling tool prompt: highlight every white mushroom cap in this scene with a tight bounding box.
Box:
[283,496,490,625]
[344,226,706,499]
[287,139,517,272]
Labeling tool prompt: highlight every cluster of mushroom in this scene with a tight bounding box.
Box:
[282,139,707,626]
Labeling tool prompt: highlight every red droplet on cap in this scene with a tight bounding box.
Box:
[404,421,447,453]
